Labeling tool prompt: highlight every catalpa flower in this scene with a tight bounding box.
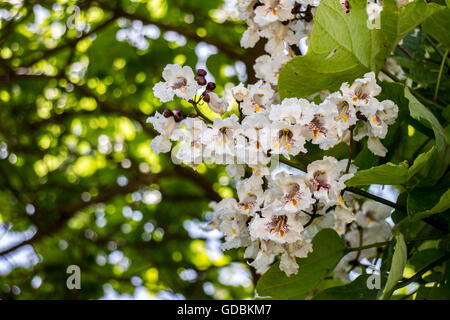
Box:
[153,64,199,102]
[269,97,316,126]
[265,120,307,159]
[241,80,275,115]
[254,0,295,26]
[147,111,177,154]
[306,156,355,205]
[249,208,308,243]
[270,171,315,213]
[340,72,381,107]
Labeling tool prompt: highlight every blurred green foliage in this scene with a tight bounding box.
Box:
[0,0,257,299]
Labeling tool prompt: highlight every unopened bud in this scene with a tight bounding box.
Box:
[173,108,184,122]
[197,69,207,77]
[163,109,173,118]
[203,93,210,103]
[206,82,216,91]
[197,76,207,86]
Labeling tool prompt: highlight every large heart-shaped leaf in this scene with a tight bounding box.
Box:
[278,0,443,99]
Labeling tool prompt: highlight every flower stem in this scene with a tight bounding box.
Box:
[344,186,406,212]
[434,49,449,102]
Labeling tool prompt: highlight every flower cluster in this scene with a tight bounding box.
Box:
[238,0,316,85]
[148,63,397,275]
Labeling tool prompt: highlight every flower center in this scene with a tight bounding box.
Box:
[311,170,330,191]
[266,215,289,238]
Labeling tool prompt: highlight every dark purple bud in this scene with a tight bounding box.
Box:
[340,0,350,14]
[173,108,184,122]
[197,76,207,86]
[291,2,301,14]
[163,109,173,118]
[206,82,216,91]
[266,149,272,157]
[281,20,290,25]
[202,93,210,103]
[197,69,207,77]
[187,113,197,118]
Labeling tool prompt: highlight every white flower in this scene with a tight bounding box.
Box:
[269,97,316,125]
[340,72,381,107]
[367,137,388,156]
[241,21,261,48]
[366,2,383,22]
[213,198,252,250]
[270,171,315,213]
[203,114,241,161]
[279,240,313,276]
[254,54,291,85]
[260,21,298,55]
[249,208,309,243]
[171,117,207,165]
[206,92,228,115]
[237,113,272,166]
[147,111,178,154]
[231,83,250,102]
[266,120,307,159]
[153,64,199,102]
[304,109,339,150]
[362,99,398,139]
[254,0,295,26]
[241,80,275,115]
[356,201,392,228]
[226,164,245,180]
[247,240,280,274]
[320,92,358,137]
[306,156,354,205]
[237,175,265,215]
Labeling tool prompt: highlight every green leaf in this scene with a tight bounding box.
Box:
[404,88,450,185]
[313,274,380,300]
[345,162,409,186]
[380,233,407,299]
[278,0,443,99]
[407,183,450,219]
[422,7,450,49]
[256,229,345,300]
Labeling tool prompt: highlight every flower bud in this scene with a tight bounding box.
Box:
[197,76,207,86]
[163,109,173,118]
[206,82,216,91]
[197,69,207,77]
[173,108,184,122]
[202,93,210,103]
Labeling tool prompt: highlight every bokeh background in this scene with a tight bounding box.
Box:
[0,0,263,299]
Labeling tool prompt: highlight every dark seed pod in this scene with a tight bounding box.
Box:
[206,82,216,91]
[197,76,207,86]
[163,109,173,118]
[197,69,207,77]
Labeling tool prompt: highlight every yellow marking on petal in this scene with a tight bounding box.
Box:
[218,139,223,146]
[291,198,297,206]
[274,142,280,148]
[180,88,184,93]
[286,143,290,151]
[255,105,261,112]
[210,221,216,226]
[279,229,284,237]
[244,204,249,210]
[352,97,358,102]
[337,227,342,233]
[256,141,261,149]
[276,73,280,81]
[272,8,277,15]
[342,116,348,122]
[339,196,345,205]
[367,218,372,225]
[372,117,380,125]
[232,229,237,234]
